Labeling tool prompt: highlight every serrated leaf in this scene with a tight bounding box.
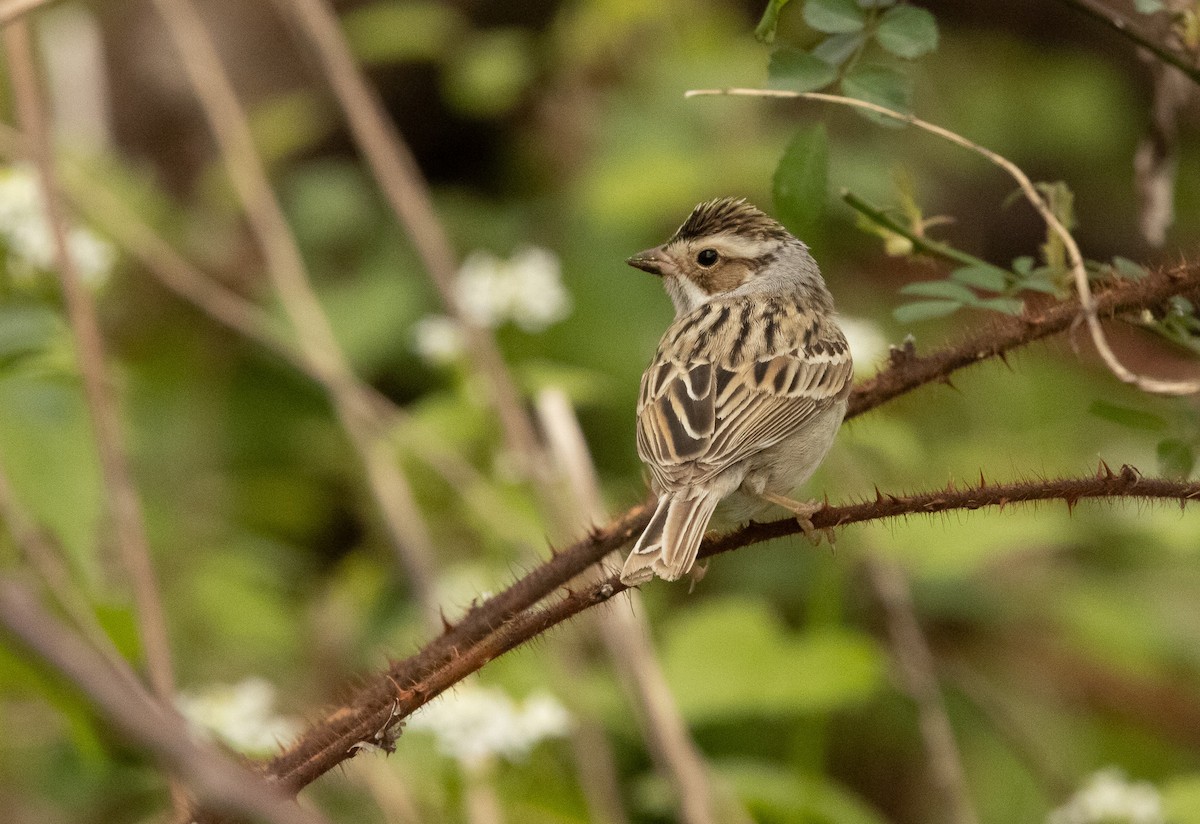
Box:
[893,299,962,323]
[1016,277,1060,295]
[950,264,1008,292]
[841,64,912,125]
[1111,256,1148,279]
[875,4,939,58]
[811,31,867,66]
[803,0,866,34]
[899,280,977,302]
[768,47,838,92]
[755,0,793,43]
[1157,438,1195,480]
[1088,400,1167,431]
[773,124,829,241]
[974,296,1024,315]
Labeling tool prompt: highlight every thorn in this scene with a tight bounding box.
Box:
[997,350,1012,370]
[946,477,957,493]
[439,608,454,634]
[1097,459,1114,479]
[979,469,987,489]
[1065,496,1077,515]
[1120,464,1139,482]
[874,485,884,503]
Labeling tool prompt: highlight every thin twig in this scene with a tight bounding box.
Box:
[272,0,543,467]
[150,0,442,622]
[0,459,148,697]
[537,389,725,824]
[0,574,333,824]
[1057,0,1200,85]
[865,556,979,824]
[685,87,1200,396]
[841,189,1011,278]
[2,17,176,702]
[264,466,1200,793]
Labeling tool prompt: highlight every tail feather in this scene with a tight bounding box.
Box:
[620,493,721,585]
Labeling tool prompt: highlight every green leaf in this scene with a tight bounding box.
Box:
[1157,438,1195,479]
[893,299,962,323]
[803,0,866,34]
[1088,400,1167,431]
[773,124,829,241]
[719,762,890,824]
[950,264,1008,293]
[1164,775,1200,824]
[1134,0,1165,12]
[874,4,939,58]
[974,296,1024,315]
[662,598,885,721]
[840,64,912,125]
[768,47,838,92]
[1111,256,1148,279]
[811,31,867,66]
[899,280,977,302]
[755,0,793,43]
[1016,276,1060,295]
[1011,255,1035,275]
[0,303,61,375]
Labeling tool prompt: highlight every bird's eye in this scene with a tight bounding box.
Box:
[696,248,719,267]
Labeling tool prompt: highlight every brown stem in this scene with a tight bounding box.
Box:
[264,465,1200,792]
[1057,0,1200,85]
[2,18,176,703]
[150,0,441,622]
[0,575,332,824]
[865,556,979,824]
[271,0,543,467]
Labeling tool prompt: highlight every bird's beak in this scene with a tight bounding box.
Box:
[626,245,672,277]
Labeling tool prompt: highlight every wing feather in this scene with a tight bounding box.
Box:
[636,297,853,492]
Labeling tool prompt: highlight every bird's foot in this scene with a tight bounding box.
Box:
[758,492,825,543]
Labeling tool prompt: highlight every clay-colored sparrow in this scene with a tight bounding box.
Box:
[620,198,853,585]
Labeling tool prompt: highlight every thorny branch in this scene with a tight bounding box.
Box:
[685,87,1200,396]
[260,464,1200,795]
[255,261,1200,797]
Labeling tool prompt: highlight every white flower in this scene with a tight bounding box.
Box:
[0,164,114,287]
[1048,768,1165,824]
[407,684,571,769]
[454,246,571,333]
[176,677,302,756]
[839,315,888,376]
[413,314,465,365]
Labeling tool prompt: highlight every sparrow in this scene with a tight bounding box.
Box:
[620,197,853,586]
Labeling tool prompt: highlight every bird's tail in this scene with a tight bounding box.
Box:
[620,492,721,585]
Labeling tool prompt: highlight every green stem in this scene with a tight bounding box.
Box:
[840,188,1010,277]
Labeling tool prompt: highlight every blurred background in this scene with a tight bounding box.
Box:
[1,0,1200,822]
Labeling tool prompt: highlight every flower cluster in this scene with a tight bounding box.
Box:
[406,684,571,769]
[1048,768,1165,824]
[0,165,114,287]
[413,246,570,365]
[176,677,302,756]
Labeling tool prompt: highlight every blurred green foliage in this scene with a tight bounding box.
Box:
[1,0,1200,823]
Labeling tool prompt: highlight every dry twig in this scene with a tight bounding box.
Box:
[150,0,441,622]
[0,575,332,824]
[685,87,1200,396]
[2,17,176,703]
